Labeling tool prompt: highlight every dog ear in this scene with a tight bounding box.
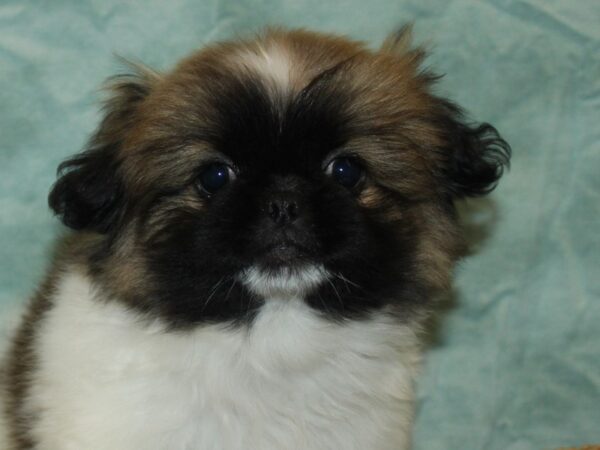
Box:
[435,100,511,199]
[382,25,510,199]
[48,63,159,232]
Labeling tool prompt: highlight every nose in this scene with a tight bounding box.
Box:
[266,193,300,225]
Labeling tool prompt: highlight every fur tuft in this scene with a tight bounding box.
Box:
[380,23,427,66]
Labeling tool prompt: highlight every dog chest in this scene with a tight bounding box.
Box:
[24,271,419,450]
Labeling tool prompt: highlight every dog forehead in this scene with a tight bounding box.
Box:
[149,41,357,165]
[123,31,438,194]
[230,41,295,94]
[214,29,368,94]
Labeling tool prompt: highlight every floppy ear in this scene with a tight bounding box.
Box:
[435,100,511,199]
[382,25,510,199]
[48,63,159,232]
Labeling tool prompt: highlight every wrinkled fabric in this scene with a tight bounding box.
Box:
[0,1,598,449]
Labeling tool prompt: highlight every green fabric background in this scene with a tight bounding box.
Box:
[1,1,599,448]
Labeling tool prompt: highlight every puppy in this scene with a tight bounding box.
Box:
[2,27,510,449]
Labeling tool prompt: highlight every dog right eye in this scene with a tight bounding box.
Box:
[325,157,364,189]
[196,163,236,196]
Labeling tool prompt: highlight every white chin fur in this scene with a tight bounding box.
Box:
[239,264,329,298]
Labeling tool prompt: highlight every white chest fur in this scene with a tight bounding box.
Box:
[24,270,422,450]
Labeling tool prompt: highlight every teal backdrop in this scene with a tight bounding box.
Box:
[1,1,599,449]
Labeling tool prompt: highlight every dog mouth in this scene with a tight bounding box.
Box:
[255,234,318,269]
[240,231,327,297]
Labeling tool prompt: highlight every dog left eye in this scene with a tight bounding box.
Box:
[196,163,235,195]
[325,157,364,189]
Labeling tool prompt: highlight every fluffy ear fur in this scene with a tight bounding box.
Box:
[436,100,511,199]
[382,25,511,199]
[48,63,159,232]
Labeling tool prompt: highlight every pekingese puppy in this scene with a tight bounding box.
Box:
[2,26,510,449]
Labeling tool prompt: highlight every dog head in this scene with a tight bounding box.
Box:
[49,27,510,327]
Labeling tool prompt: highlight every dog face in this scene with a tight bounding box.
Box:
[48,28,509,328]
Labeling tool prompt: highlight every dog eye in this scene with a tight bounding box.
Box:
[325,157,364,188]
[197,163,235,195]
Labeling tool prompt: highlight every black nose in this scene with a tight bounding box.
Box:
[267,194,300,225]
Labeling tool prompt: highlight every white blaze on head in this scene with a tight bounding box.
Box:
[240,265,329,299]
[234,43,293,94]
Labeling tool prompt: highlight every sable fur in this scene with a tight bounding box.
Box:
[2,27,510,449]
